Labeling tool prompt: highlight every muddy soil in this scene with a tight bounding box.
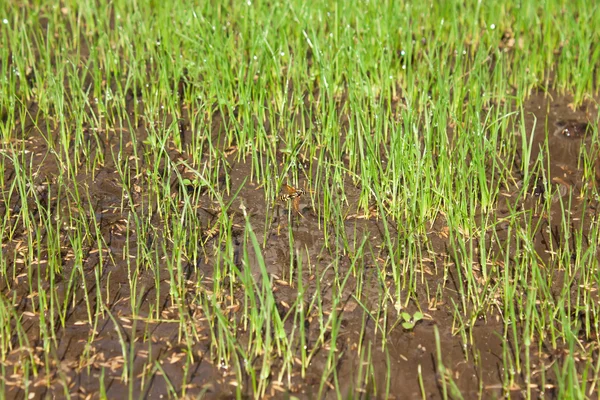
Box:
[1,87,599,400]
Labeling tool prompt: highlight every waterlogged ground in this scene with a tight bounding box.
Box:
[1,85,599,399]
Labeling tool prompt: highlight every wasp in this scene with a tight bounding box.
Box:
[278,184,305,216]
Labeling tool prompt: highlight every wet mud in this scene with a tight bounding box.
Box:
[1,87,599,400]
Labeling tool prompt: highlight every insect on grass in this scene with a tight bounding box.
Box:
[278,184,305,216]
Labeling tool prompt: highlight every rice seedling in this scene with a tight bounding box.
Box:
[1,0,599,398]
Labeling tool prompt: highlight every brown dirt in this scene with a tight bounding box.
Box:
[1,88,599,400]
